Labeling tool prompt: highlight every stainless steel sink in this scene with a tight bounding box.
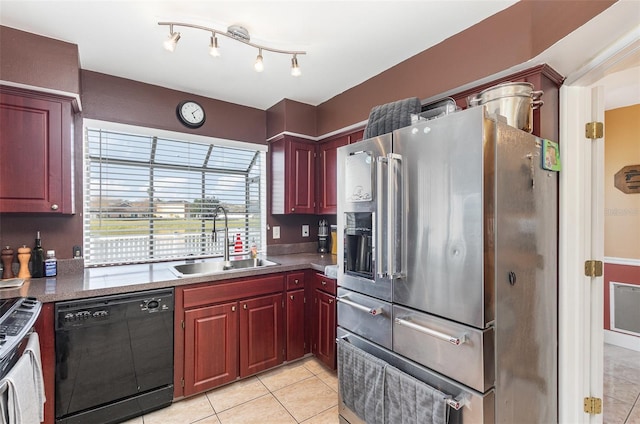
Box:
[169,258,279,278]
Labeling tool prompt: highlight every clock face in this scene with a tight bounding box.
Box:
[177,101,206,128]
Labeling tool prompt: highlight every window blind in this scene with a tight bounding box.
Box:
[84,127,266,266]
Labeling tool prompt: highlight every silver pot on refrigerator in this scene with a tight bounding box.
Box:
[468,82,543,133]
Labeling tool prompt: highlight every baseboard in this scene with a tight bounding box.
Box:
[604,329,640,352]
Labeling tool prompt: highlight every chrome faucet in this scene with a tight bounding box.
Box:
[213,205,231,267]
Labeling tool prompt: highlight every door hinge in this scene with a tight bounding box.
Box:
[181,378,185,388]
[585,260,603,277]
[584,397,602,415]
[585,121,604,140]
[181,320,185,329]
[282,300,285,308]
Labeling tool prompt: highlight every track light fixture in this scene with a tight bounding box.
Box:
[159,21,306,76]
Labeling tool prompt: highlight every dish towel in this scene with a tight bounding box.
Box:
[363,97,422,139]
[337,338,386,424]
[384,364,449,424]
[25,332,46,422]
[2,351,41,424]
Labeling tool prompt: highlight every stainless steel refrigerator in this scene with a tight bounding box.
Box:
[336,106,558,424]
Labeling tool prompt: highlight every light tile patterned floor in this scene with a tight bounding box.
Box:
[122,356,338,424]
[603,343,640,424]
[123,344,640,424]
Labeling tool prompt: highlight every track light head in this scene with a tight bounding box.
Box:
[254,49,264,72]
[163,27,181,52]
[291,55,301,77]
[209,35,220,57]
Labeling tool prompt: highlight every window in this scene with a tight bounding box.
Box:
[84,122,266,266]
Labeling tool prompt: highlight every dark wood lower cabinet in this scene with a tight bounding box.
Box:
[286,288,306,361]
[239,293,284,377]
[314,289,337,370]
[184,302,238,396]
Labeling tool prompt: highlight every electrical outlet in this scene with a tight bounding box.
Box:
[273,226,280,239]
[302,225,309,237]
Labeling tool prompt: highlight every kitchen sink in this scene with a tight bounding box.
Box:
[169,258,279,278]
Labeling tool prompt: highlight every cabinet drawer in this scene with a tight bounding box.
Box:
[286,272,305,290]
[337,288,392,349]
[183,274,285,309]
[314,273,336,295]
[393,305,494,393]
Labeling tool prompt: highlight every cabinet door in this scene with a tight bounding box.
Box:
[286,289,305,361]
[287,139,315,213]
[314,289,337,370]
[0,89,73,213]
[239,293,284,377]
[184,302,238,395]
[317,135,348,214]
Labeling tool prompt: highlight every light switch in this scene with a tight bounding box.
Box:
[273,226,280,239]
[302,225,309,237]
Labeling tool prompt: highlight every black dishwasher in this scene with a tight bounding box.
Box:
[55,288,174,424]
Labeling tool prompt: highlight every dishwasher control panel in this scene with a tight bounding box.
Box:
[55,288,174,329]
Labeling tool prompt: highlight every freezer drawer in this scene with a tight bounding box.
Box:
[337,328,495,424]
[337,288,392,349]
[393,305,494,393]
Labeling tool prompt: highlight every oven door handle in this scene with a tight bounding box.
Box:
[337,296,383,316]
[395,317,467,346]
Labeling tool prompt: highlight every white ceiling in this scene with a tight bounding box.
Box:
[1,0,639,111]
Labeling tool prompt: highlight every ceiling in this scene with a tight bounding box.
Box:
[1,1,639,111]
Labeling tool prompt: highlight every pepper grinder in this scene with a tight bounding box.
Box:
[1,246,14,279]
[17,245,31,279]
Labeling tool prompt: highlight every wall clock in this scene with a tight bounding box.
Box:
[176,100,206,128]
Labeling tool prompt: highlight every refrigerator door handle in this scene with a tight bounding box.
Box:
[395,317,467,346]
[387,153,403,279]
[376,156,388,278]
[337,296,384,316]
[376,153,403,279]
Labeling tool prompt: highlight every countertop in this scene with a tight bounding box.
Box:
[0,253,338,303]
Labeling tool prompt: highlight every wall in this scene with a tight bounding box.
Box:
[603,104,640,334]
[315,0,615,135]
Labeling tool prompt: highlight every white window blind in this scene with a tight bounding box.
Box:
[84,127,266,266]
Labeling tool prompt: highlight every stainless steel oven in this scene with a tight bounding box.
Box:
[0,297,44,423]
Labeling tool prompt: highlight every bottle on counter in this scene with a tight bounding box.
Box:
[44,250,57,277]
[31,231,45,278]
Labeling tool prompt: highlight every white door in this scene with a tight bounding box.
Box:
[559,33,639,423]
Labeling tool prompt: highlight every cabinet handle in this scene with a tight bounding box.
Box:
[329,299,333,304]
[232,306,236,312]
[243,304,247,309]
[294,279,299,284]
[290,295,295,300]
[321,280,327,286]
[51,204,59,211]
[291,207,295,211]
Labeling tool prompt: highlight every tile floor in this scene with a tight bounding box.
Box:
[604,343,640,424]
[123,344,640,424]
[122,356,339,424]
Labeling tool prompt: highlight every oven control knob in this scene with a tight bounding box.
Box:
[147,300,159,310]
[64,313,75,322]
[93,310,108,318]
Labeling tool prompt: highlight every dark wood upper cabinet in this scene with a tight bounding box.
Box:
[0,86,75,214]
[270,135,316,214]
[316,129,364,215]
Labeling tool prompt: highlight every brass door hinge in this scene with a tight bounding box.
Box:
[585,260,603,277]
[584,397,602,415]
[181,378,185,388]
[585,122,604,140]
[181,320,185,329]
